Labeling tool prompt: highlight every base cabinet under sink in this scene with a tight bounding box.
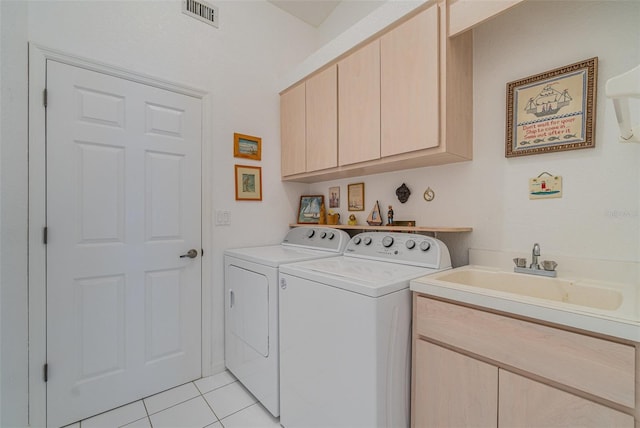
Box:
[411,295,636,427]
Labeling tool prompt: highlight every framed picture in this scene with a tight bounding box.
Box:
[328,186,340,208]
[347,182,365,211]
[234,133,262,161]
[505,57,597,158]
[297,195,324,224]
[235,164,262,201]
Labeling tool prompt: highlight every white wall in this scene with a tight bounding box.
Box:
[1,0,317,424]
[309,1,640,270]
[1,1,29,426]
[316,0,385,46]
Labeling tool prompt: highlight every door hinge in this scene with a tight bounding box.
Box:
[43,89,48,108]
[43,227,48,245]
[44,363,48,382]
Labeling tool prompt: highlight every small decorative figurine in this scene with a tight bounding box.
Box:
[387,205,394,225]
[367,201,383,226]
[395,183,411,203]
[318,202,326,224]
[348,214,357,225]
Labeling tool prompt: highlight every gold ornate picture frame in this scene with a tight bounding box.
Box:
[506,57,598,158]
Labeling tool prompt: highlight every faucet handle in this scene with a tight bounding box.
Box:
[542,260,558,271]
[513,257,527,268]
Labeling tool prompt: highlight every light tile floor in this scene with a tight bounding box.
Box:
[63,371,280,428]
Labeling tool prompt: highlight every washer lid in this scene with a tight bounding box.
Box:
[280,257,448,297]
[224,245,341,267]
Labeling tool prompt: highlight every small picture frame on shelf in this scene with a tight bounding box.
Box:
[297,195,324,224]
[328,186,340,208]
[234,133,262,161]
[347,182,364,211]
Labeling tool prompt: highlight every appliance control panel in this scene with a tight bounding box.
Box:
[282,227,351,253]
[345,232,451,269]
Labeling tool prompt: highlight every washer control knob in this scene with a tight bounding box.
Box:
[307,229,315,238]
[353,236,362,245]
[420,241,431,252]
[320,231,327,239]
[382,236,394,248]
[363,237,372,246]
[327,232,335,240]
[406,239,416,250]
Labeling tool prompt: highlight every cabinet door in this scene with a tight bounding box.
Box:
[499,369,634,428]
[413,340,497,428]
[381,5,439,158]
[306,65,337,172]
[338,40,380,166]
[280,82,306,176]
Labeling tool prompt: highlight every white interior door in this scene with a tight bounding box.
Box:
[46,60,202,427]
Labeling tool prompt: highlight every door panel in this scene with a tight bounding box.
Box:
[46,59,202,427]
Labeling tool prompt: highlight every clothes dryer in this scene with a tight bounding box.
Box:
[224,226,350,417]
[278,232,452,428]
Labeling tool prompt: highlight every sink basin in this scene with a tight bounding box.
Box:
[427,267,623,311]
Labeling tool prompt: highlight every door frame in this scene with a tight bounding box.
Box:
[27,44,214,427]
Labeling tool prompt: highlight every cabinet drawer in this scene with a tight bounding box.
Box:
[415,296,635,407]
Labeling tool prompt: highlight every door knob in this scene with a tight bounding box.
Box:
[180,249,198,259]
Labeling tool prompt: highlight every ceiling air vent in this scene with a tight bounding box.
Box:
[183,0,219,28]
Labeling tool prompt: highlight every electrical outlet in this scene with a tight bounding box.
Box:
[215,210,231,225]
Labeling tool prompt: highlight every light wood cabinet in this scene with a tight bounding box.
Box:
[338,40,380,166]
[306,65,338,172]
[413,340,497,428]
[448,0,526,37]
[280,2,472,183]
[499,370,634,428]
[281,66,338,176]
[280,82,306,176]
[412,295,637,427]
[381,4,439,158]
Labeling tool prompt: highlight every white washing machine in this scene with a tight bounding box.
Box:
[278,232,452,428]
[224,226,350,417]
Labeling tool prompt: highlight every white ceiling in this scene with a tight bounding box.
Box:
[268,0,341,27]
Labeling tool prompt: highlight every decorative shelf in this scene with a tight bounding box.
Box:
[289,224,472,233]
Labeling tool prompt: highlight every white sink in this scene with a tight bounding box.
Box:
[411,265,639,342]
[433,268,622,311]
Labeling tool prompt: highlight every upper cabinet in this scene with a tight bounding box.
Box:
[448,0,526,37]
[281,65,339,176]
[280,1,473,183]
[381,5,439,158]
[306,65,338,172]
[338,40,381,166]
[280,82,306,176]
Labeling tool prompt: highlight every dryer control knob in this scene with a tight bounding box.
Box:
[420,241,431,252]
[320,231,327,239]
[307,229,315,238]
[382,236,394,248]
[363,237,372,246]
[353,237,362,245]
[406,239,416,249]
[328,232,335,240]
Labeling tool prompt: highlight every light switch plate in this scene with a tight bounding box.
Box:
[215,210,231,225]
[529,174,562,199]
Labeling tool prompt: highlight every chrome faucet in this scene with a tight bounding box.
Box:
[514,242,557,278]
[530,243,540,270]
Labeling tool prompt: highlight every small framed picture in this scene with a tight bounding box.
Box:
[234,133,262,161]
[235,164,262,201]
[348,182,365,211]
[297,195,324,224]
[328,186,340,208]
[506,57,598,157]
